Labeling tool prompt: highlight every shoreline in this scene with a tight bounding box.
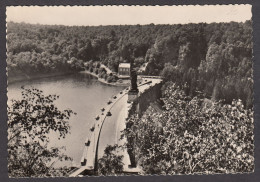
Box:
[79,70,130,87]
[7,69,131,87]
[8,71,75,85]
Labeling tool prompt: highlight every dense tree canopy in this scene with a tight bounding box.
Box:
[7,21,252,107]
[123,82,254,175]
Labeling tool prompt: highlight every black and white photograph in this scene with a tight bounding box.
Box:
[6,5,254,177]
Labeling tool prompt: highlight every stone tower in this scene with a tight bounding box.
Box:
[128,70,139,102]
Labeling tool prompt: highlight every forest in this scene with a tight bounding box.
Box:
[7,21,252,107]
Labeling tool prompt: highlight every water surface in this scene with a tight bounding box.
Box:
[8,73,125,166]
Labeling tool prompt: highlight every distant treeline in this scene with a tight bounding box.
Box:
[6,21,252,107]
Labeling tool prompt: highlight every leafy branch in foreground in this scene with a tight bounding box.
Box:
[123,82,254,175]
[8,87,76,177]
[97,144,124,176]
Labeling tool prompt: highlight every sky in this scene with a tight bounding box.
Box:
[6,5,252,26]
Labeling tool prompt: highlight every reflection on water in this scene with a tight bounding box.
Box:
[8,73,125,165]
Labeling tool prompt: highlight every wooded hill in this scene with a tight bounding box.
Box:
[6,21,253,108]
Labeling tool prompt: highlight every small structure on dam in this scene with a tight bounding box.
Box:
[128,70,139,102]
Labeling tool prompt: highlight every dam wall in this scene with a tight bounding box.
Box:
[69,78,162,176]
[126,80,163,167]
[128,81,163,117]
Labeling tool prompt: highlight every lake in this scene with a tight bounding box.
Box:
[7,72,125,166]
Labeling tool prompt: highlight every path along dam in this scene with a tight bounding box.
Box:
[69,76,162,176]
